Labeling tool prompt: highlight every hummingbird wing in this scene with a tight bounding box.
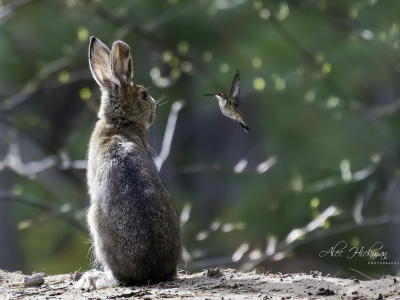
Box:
[228,70,240,107]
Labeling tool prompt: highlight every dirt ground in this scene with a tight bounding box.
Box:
[0,268,398,300]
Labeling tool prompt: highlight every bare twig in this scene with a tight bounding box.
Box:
[154,100,185,171]
[165,156,278,175]
[353,193,364,225]
[261,0,348,103]
[365,99,400,121]
[0,0,105,111]
[93,3,224,90]
[189,205,339,269]
[0,0,39,26]
[0,191,86,232]
[1,56,78,111]
[42,69,92,90]
[242,205,339,270]
[189,184,399,271]
[0,130,87,177]
[191,213,396,270]
[0,129,56,177]
[302,159,381,193]
[255,156,278,174]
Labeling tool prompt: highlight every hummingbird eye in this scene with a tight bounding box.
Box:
[140,91,148,100]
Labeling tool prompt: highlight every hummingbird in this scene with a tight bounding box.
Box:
[203,70,250,132]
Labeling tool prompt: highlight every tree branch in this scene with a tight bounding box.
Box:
[262,0,349,105]
[0,0,39,26]
[154,100,185,171]
[0,191,86,233]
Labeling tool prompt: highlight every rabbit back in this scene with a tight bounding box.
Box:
[87,121,181,284]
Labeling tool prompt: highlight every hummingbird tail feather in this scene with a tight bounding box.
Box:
[240,122,250,133]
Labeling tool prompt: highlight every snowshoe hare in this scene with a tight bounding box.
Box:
[76,37,181,289]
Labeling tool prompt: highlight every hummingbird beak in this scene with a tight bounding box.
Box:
[203,94,215,96]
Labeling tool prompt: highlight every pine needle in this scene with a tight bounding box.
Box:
[349,268,373,280]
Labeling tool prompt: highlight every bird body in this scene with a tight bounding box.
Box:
[216,92,249,129]
[204,70,250,132]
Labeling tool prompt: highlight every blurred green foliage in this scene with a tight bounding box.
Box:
[0,0,400,279]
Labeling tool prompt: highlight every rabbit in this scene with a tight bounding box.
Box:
[76,37,181,289]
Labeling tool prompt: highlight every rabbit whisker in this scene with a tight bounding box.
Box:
[155,95,166,105]
[157,100,168,106]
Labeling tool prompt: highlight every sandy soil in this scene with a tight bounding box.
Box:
[1,268,398,300]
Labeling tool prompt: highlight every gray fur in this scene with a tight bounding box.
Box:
[77,37,181,289]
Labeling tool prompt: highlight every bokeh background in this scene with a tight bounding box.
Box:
[0,0,399,279]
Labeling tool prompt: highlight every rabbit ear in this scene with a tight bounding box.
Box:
[110,41,133,87]
[89,37,112,88]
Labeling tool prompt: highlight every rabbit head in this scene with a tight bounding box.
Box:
[89,36,155,129]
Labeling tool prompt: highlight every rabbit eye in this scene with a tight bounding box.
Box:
[140,91,148,100]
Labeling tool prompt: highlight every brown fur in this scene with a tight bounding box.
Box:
[77,37,181,289]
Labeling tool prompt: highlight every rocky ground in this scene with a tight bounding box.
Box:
[0,268,398,300]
